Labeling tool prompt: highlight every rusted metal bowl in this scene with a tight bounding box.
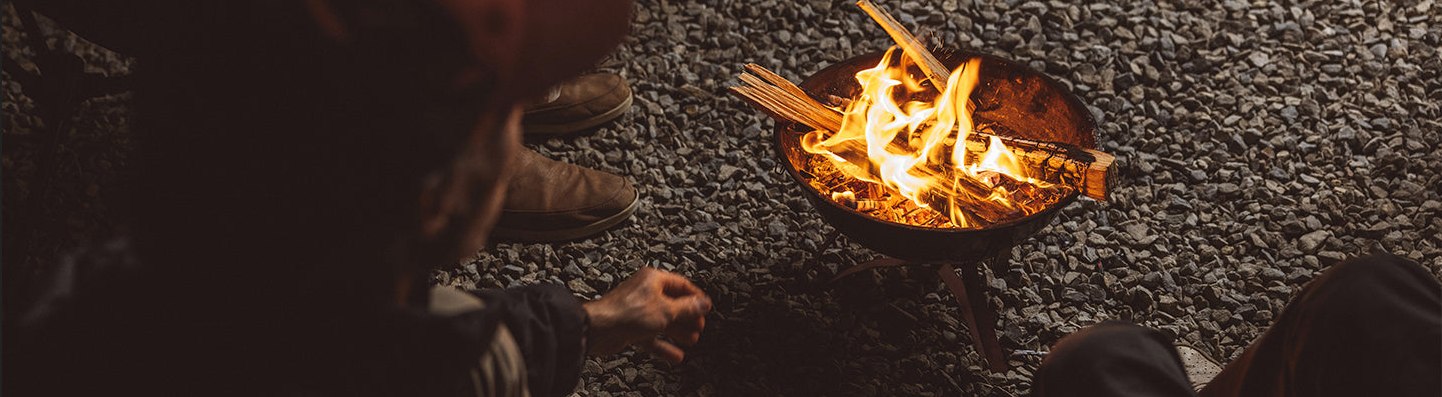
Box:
[775,50,1098,263]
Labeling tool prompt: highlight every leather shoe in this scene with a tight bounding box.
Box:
[492,147,638,242]
[522,73,633,135]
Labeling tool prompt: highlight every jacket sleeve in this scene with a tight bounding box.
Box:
[466,284,588,397]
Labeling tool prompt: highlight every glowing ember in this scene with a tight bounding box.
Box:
[799,47,1069,228]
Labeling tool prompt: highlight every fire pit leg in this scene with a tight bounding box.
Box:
[802,228,847,278]
[830,257,1009,372]
[938,263,1008,373]
[831,257,910,281]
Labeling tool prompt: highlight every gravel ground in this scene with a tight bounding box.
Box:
[6,1,1442,396]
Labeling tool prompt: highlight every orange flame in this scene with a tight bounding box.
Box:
[801,47,1039,227]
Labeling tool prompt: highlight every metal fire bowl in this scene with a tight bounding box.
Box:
[775,50,1098,264]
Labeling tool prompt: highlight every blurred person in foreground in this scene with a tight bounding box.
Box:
[11,1,709,396]
[1030,253,1440,397]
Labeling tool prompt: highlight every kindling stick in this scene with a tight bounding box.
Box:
[856,0,951,90]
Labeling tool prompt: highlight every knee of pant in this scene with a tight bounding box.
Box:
[1035,321,1188,397]
[1296,253,1441,329]
[1043,321,1172,370]
[1315,253,1437,300]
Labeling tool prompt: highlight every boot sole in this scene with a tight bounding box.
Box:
[522,93,633,135]
[1176,343,1224,391]
[491,195,640,242]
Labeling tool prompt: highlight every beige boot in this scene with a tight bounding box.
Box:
[491,147,638,242]
[521,73,632,135]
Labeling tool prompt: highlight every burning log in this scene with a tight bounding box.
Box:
[974,170,1074,214]
[916,170,1025,225]
[733,0,1115,229]
[961,131,1114,202]
[731,65,1113,201]
[856,0,951,90]
[830,191,890,212]
[891,153,1079,226]
[799,135,1069,227]
[860,0,1113,200]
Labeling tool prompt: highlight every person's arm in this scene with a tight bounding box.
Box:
[460,267,712,396]
[582,267,712,364]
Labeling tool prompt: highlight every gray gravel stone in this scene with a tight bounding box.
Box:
[1298,231,1331,254]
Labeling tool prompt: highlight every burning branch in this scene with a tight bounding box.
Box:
[797,132,1038,225]
[856,0,951,89]
[730,0,1116,228]
[730,64,1113,202]
[960,133,1115,202]
[857,0,1115,200]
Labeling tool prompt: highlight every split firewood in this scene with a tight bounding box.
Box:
[959,132,1113,202]
[914,169,1023,226]
[856,0,977,116]
[742,64,837,121]
[731,0,1114,218]
[727,79,840,132]
[945,131,1111,202]
[857,0,951,90]
[802,136,1062,226]
[730,67,1113,201]
[853,0,1116,199]
[975,170,1074,214]
[829,191,890,212]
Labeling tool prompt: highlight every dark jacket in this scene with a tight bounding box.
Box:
[11,237,587,397]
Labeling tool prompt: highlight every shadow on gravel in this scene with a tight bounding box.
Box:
[677,265,988,396]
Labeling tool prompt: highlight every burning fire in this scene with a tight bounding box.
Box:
[800,47,1061,228]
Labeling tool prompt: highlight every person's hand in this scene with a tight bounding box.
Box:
[583,267,711,364]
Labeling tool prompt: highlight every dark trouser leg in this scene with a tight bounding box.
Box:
[1200,253,1441,397]
[1032,320,1196,397]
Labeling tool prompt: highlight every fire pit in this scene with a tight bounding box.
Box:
[776,48,1109,372]
[730,0,1115,373]
[773,49,1106,372]
[775,50,1099,263]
